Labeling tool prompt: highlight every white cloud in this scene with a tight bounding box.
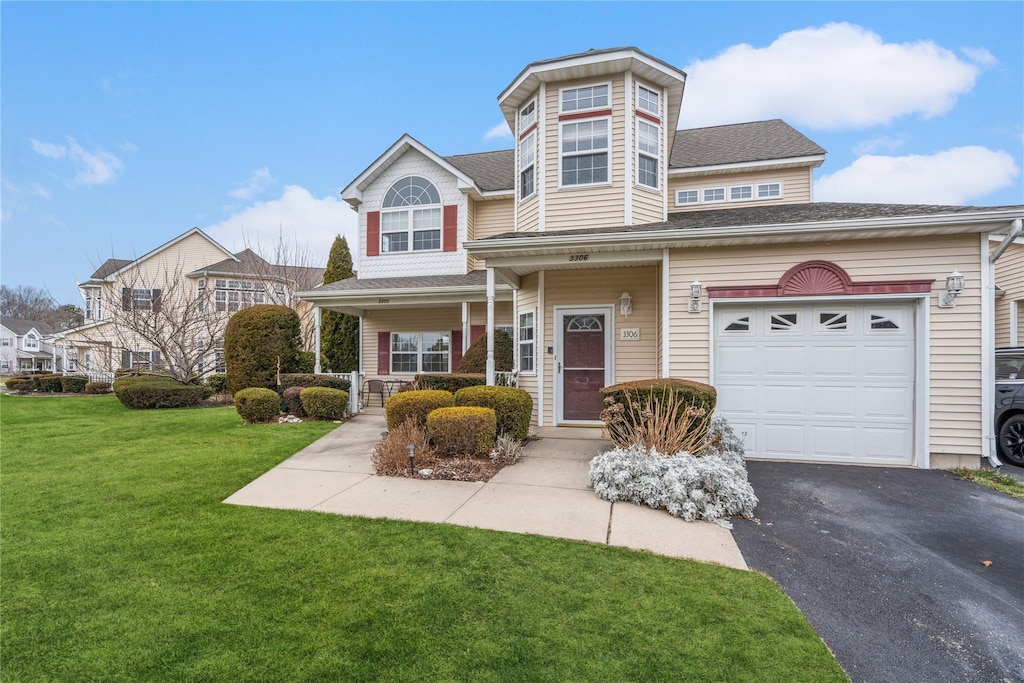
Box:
[204,185,358,269]
[681,23,985,130]
[119,140,139,153]
[228,166,277,200]
[815,146,1019,204]
[31,183,51,200]
[483,122,512,141]
[851,134,908,156]
[30,139,67,159]
[961,47,998,67]
[31,136,123,185]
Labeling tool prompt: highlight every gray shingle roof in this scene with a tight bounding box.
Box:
[188,249,325,286]
[314,270,490,293]
[89,258,133,279]
[445,150,515,192]
[1,317,54,336]
[669,120,826,168]
[482,202,1024,240]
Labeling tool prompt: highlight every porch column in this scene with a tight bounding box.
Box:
[52,346,57,374]
[486,267,495,385]
[62,344,68,375]
[313,306,322,374]
[461,301,470,353]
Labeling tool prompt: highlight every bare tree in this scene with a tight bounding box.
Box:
[76,257,225,384]
[0,285,85,331]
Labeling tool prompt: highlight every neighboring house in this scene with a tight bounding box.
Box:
[994,238,1023,347]
[297,46,1024,469]
[0,318,57,375]
[56,228,324,380]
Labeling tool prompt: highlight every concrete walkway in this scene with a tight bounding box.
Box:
[224,413,747,570]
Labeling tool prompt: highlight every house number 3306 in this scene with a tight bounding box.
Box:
[569,254,589,262]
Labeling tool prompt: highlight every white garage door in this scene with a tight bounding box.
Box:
[714,302,916,465]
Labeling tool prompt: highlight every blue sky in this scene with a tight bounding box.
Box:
[2,2,1022,307]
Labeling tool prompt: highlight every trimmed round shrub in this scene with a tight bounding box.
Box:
[278,373,351,394]
[32,374,64,392]
[234,387,281,423]
[385,389,455,431]
[282,386,306,416]
[224,304,302,395]
[426,406,497,456]
[60,375,89,393]
[415,373,486,393]
[5,378,30,392]
[114,375,213,409]
[385,387,454,430]
[205,373,229,394]
[299,387,349,420]
[455,330,513,374]
[454,385,533,440]
[84,381,112,394]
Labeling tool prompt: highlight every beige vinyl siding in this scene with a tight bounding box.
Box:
[633,185,664,225]
[469,301,514,327]
[543,75,627,232]
[466,196,477,271]
[131,232,231,285]
[361,307,463,380]
[668,167,813,212]
[517,194,540,233]
[475,198,514,240]
[516,273,541,424]
[631,79,666,225]
[538,266,659,425]
[994,241,1023,347]
[667,235,983,459]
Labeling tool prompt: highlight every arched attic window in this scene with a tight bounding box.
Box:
[380,176,442,253]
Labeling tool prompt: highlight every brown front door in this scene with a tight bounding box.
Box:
[561,312,607,421]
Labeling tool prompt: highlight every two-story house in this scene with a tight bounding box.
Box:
[298,47,1024,470]
[0,318,57,375]
[57,227,324,380]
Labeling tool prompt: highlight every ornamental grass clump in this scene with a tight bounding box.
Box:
[373,418,437,476]
[600,379,716,455]
[589,417,757,522]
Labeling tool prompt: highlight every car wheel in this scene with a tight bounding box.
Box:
[998,414,1024,467]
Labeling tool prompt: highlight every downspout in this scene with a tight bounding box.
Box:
[989,218,1022,263]
[313,306,322,374]
[981,234,999,467]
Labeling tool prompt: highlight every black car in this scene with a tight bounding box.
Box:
[995,347,1024,466]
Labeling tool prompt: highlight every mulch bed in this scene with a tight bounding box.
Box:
[422,456,505,482]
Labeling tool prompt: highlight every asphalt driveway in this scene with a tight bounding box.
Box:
[732,462,1024,683]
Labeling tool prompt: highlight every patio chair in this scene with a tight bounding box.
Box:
[361,379,387,408]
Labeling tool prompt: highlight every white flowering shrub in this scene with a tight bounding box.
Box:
[588,417,757,522]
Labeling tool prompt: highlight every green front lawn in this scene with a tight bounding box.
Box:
[0,395,846,681]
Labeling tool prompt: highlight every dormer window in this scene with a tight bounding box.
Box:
[519,100,536,131]
[381,176,442,253]
[637,84,659,117]
[561,84,609,113]
[25,333,39,350]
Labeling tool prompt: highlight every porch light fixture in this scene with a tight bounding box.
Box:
[688,280,703,313]
[938,270,965,308]
[619,292,633,317]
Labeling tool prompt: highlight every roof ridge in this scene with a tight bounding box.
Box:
[676,119,785,133]
[444,149,514,159]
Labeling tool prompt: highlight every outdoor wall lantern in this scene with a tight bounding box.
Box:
[619,292,633,317]
[688,280,703,313]
[938,270,965,308]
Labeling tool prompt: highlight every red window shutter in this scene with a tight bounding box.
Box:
[377,331,391,375]
[451,330,463,371]
[470,325,485,344]
[367,211,381,257]
[443,205,458,252]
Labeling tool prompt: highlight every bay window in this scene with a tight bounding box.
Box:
[637,84,660,117]
[561,119,609,186]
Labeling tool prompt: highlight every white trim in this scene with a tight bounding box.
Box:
[624,70,633,226]
[538,270,545,426]
[379,175,444,254]
[756,180,784,199]
[538,86,547,232]
[675,179,784,207]
[517,305,537,376]
[635,117,660,191]
[668,154,827,176]
[661,248,670,378]
[1011,299,1020,346]
[342,134,480,203]
[553,305,615,425]
[389,331,452,375]
[701,186,727,204]
[100,228,237,282]
[661,86,669,221]
[462,301,470,353]
[519,98,537,132]
[518,129,537,202]
[674,188,700,205]
[557,115,613,190]
[557,80,613,115]
[709,294,930,468]
[981,233,996,463]
[635,81,661,118]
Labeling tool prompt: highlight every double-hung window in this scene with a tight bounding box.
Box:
[518,311,535,373]
[637,119,659,189]
[520,131,536,199]
[381,176,442,253]
[132,288,153,311]
[561,119,609,186]
[391,332,450,373]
